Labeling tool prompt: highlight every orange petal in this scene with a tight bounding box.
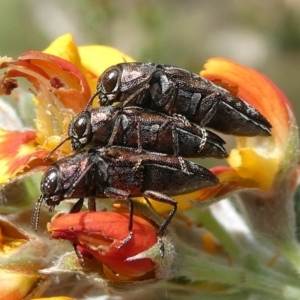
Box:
[0,51,92,154]
[14,51,91,113]
[1,50,90,115]
[48,212,157,278]
[0,128,49,183]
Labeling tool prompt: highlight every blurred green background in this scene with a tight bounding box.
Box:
[1,0,300,122]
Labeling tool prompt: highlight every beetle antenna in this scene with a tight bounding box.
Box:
[45,90,100,162]
[30,195,44,231]
[84,90,100,110]
[44,136,72,162]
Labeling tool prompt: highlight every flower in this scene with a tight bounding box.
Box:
[48,210,175,281]
[175,56,298,203]
[200,57,297,192]
[179,57,300,271]
[0,33,134,184]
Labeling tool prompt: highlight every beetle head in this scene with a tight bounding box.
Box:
[68,110,92,150]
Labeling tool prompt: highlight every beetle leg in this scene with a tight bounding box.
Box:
[69,197,84,213]
[198,91,222,126]
[156,118,190,173]
[143,190,177,236]
[104,187,134,248]
[160,116,191,174]
[88,197,96,211]
[65,162,94,198]
[171,123,179,156]
[160,82,178,114]
[157,117,171,133]
[107,114,123,147]
[150,71,178,114]
[117,196,134,248]
[133,158,142,172]
[132,117,143,169]
[122,84,150,106]
[196,125,208,153]
[143,190,177,258]
[172,113,191,126]
[136,117,142,153]
[170,113,209,155]
[172,114,191,157]
[177,156,190,174]
[85,90,100,109]
[156,118,170,137]
[156,118,180,157]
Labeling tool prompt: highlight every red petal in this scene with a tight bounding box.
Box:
[2,51,91,113]
[49,212,157,277]
[0,129,50,183]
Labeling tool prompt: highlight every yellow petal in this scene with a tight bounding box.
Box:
[78,45,135,95]
[228,147,279,190]
[43,33,82,72]
[0,269,40,300]
[43,34,135,95]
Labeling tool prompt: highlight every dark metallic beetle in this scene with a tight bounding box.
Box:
[93,63,272,137]
[31,146,219,246]
[58,105,228,159]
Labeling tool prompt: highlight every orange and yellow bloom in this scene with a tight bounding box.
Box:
[196,57,300,272]
[200,57,298,194]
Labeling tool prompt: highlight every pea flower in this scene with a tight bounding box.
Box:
[184,57,300,271]
[47,209,176,282]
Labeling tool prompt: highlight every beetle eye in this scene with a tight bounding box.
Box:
[41,168,59,195]
[99,68,120,93]
[69,111,92,147]
[73,115,89,137]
